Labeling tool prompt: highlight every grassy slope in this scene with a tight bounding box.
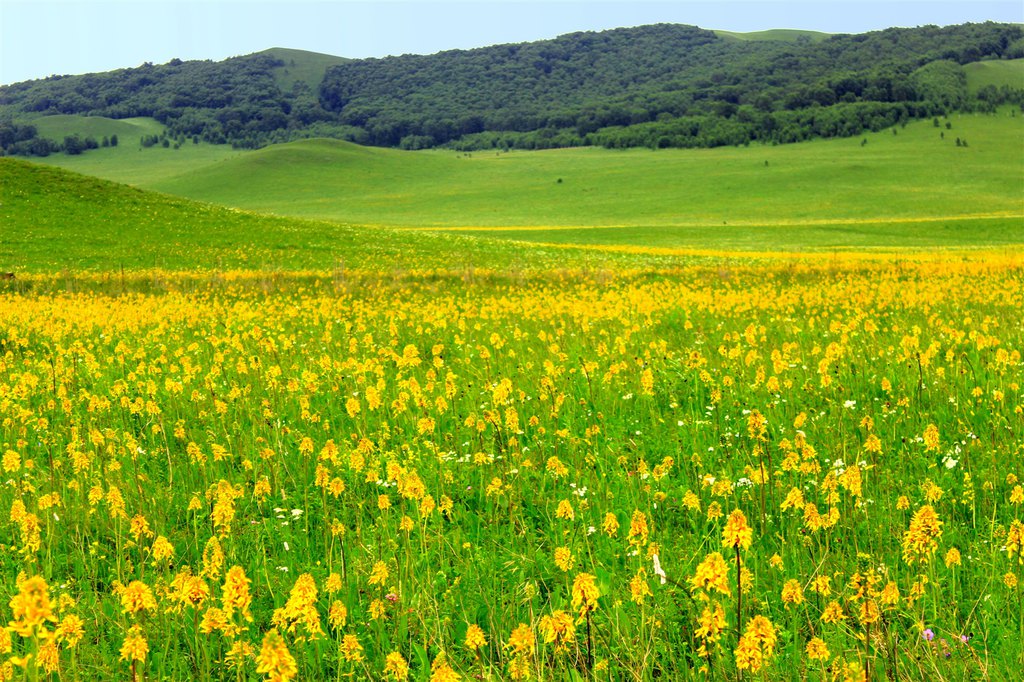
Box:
[136,111,1024,244]
[20,110,1024,251]
[0,158,668,273]
[713,29,831,42]
[963,58,1024,93]
[0,158,497,272]
[260,47,348,91]
[451,217,1023,251]
[30,114,165,141]
[30,138,246,186]
[26,114,248,186]
[0,157,343,271]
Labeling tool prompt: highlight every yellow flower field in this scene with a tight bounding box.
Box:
[0,253,1021,680]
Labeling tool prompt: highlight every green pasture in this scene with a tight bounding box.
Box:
[0,158,677,273]
[30,118,247,186]
[261,47,348,91]
[30,114,165,142]
[964,58,1024,93]
[713,28,830,42]
[143,110,1023,234]
[16,108,1024,252]
[449,216,1024,251]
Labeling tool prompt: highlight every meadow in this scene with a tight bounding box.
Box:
[1,104,1023,681]
[30,110,1024,249]
[1,250,1022,682]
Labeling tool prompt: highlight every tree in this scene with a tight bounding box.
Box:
[63,135,84,155]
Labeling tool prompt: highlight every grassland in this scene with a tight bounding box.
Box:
[25,115,247,186]
[261,47,348,91]
[0,158,686,274]
[964,58,1024,94]
[29,109,1023,252]
[30,114,166,143]
[152,111,1021,230]
[448,217,1024,251]
[713,29,831,42]
[39,141,246,187]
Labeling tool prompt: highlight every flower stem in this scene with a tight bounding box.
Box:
[735,545,742,639]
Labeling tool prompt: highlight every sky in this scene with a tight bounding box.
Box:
[2,0,1022,85]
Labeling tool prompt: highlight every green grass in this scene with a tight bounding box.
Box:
[30,138,247,186]
[713,29,831,42]
[24,114,250,187]
[0,158,674,273]
[260,47,348,91]
[450,216,1024,251]
[138,111,1023,241]
[0,157,438,272]
[21,109,1024,252]
[964,58,1024,94]
[30,114,165,141]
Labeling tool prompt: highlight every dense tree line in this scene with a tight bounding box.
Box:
[1,22,1021,153]
[0,122,52,156]
[0,122,120,156]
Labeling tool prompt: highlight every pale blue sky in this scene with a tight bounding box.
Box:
[2,0,1021,85]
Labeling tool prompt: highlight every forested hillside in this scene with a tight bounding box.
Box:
[0,51,344,153]
[319,22,1024,149]
[2,21,1022,155]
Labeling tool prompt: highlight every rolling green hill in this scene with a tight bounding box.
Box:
[713,29,830,42]
[261,47,348,91]
[34,132,247,186]
[964,57,1024,93]
[0,157,436,272]
[6,104,1021,276]
[30,114,164,142]
[127,110,1023,244]
[0,157,346,271]
[0,157,673,273]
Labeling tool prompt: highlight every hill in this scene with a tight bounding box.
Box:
[0,157,484,272]
[30,114,164,141]
[0,49,347,154]
[260,47,349,91]
[319,22,1022,149]
[126,110,1022,250]
[713,29,831,42]
[1,157,686,273]
[7,101,1022,269]
[0,156,335,271]
[964,57,1024,93]
[3,22,1022,155]
[45,141,244,186]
